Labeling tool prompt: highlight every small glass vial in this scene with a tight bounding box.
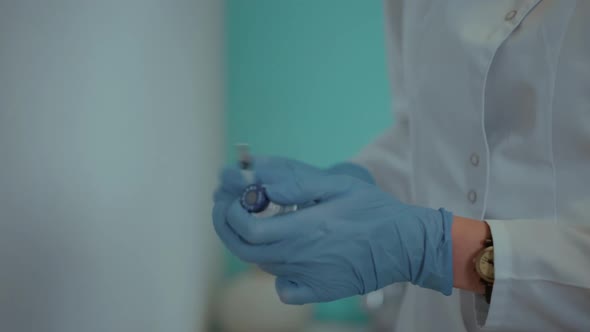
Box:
[240,184,298,218]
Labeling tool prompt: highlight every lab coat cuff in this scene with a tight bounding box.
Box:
[473,219,512,330]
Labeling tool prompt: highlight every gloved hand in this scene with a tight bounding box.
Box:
[214,154,373,215]
[212,157,363,257]
[212,156,454,305]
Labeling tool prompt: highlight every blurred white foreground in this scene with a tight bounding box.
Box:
[0,1,223,331]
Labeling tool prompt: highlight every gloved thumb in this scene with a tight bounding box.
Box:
[275,277,316,305]
[264,175,350,206]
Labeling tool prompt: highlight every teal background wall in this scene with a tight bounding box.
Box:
[226,0,392,323]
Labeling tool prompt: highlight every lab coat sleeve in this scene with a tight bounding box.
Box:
[351,0,414,203]
[476,206,590,331]
[351,114,412,202]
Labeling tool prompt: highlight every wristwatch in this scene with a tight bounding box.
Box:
[473,237,494,304]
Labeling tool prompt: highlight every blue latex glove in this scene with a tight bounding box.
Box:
[212,156,372,262]
[212,156,454,305]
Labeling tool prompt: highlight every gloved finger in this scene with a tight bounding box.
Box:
[258,262,299,278]
[225,199,301,244]
[213,166,250,205]
[212,200,284,263]
[275,277,317,305]
[218,166,248,194]
[264,175,352,206]
[213,187,234,204]
[257,263,277,276]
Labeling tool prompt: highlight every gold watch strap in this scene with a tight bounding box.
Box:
[482,237,494,304]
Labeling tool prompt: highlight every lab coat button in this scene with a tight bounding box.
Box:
[505,10,517,21]
[468,190,477,204]
[470,153,480,167]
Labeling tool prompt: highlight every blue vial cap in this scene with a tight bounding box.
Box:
[240,184,270,213]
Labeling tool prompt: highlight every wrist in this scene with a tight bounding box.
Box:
[451,215,490,294]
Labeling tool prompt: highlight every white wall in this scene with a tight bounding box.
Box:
[0,1,224,331]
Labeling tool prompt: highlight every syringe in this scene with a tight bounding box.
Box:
[236,144,298,218]
[236,143,255,185]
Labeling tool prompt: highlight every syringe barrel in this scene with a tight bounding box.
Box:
[240,184,297,218]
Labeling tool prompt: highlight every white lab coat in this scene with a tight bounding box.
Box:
[354,0,590,331]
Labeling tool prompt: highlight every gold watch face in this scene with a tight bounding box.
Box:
[475,246,494,283]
